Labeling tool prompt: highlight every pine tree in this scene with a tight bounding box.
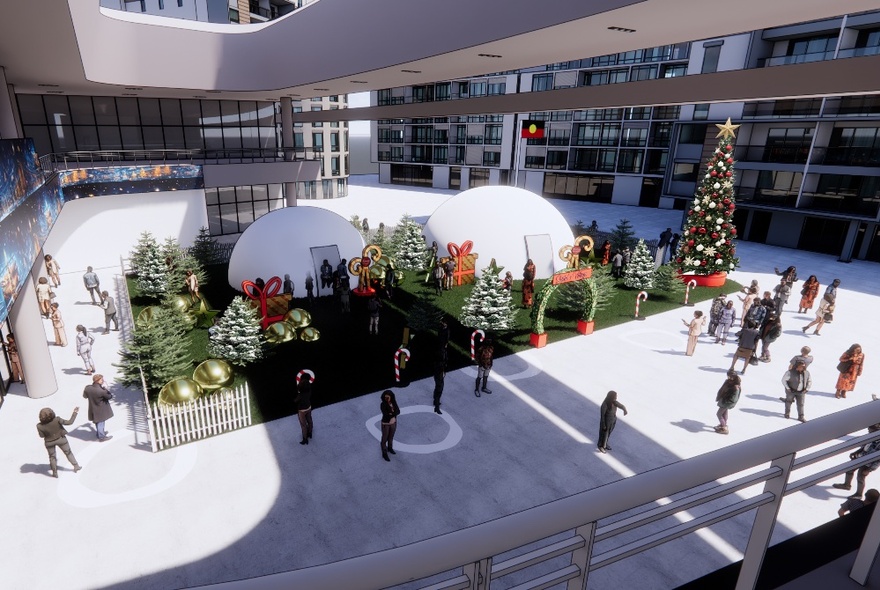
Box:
[389,214,427,271]
[372,222,389,253]
[133,233,168,298]
[115,305,192,393]
[189,226,219,270]
[674,118,741,276]
[460,259,515,331]
[624,239,655,290]
[653,263,686,298]
[208,296,264,367]
[407,291,443,333]
[161,237,207,296]
[609,218,638,253]
[557,264,615,321]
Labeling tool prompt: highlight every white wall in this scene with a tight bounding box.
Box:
[42,190,208,272]
[611,176,642,206]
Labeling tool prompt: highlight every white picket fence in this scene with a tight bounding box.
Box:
[146,383,252,452]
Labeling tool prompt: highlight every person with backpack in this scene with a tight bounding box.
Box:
[715,301,737,345]
[474,338,494,397]
[714,370,741,435]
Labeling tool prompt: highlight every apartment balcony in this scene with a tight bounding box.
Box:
[757,50,836,68]
[734,144,810,165]
[836,45,880,59]
[811,146,880,167]
[569,161,616,173]
[736,187,799,208]
[407,137,435,144]
[450,137,467,145]
[548,137,571,146]
[249,3,271,20]
[799,191,880,217]
[466,136,485,144]
[448,157,465,165]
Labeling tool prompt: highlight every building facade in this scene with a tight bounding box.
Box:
[373,12,880,263]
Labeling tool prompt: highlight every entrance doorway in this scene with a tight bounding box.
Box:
[309,245,342,297]
[524,234,554,278]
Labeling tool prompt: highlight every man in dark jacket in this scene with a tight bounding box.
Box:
[834,424,880,499]
[779,360,812,422]
[730,321,761,374]
[37,407,82,477]
[475,338,494,397]
[83,374,114,441]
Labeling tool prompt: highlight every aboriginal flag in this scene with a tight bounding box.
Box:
[521,120,545,139]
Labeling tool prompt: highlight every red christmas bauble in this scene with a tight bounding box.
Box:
[688,209,694,215]
[729,203,735,210]
[699,211,706,217]
[700,259,708,266]
[710,170,717,177]
[715,253,722,259]
[725,240,731,245]
[726,158,733,164]
[689,227,697,234]
[712,193,718,198]
[731,228,738,235]
[721,223,728,229]
[698,227,707,234]
[676,257,683,263]
[711,232,719,239]
[725,171,732,177]
[723,198,731,205]
[687,239,695,247]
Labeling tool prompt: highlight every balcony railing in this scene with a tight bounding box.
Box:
[811,146,880,167]
[734,144,811,165]
[798,191,880,217]
[466,136,485,144]
[249,3,270,18]
[757,50,836,68]
[736,187,799,208]
[38,148,317,172]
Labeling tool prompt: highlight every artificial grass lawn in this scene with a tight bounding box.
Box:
[126,265,741,425]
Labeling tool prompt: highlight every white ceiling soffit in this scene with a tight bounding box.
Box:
[1,0,878,99]
[291,55,880,122]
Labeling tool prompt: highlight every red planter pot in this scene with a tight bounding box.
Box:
[680,272,727,288]
[577,320,595,335]
[530,332,548,348]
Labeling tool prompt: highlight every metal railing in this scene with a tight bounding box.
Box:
[189,403,880,590]
[38,148,318,173]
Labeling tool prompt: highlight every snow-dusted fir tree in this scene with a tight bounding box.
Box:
[132,232,168,298]
[208,296,264,367]
[115,305,192,393]
[161,237,207,296]
[389,214,427,270]
[460,259,515,331]
[372,222,389,253]
[623,239,655,290]
[674,118,741,276]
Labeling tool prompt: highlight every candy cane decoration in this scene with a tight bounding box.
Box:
[470,329,485,361]
[296,369,315,385]
[394,347,411,383]
[684,279,697,306]
[634,291,648,319]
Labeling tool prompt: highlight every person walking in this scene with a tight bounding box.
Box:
[82,374,113,441]
[75,325,96,375]
[432,347,447,415]
[367,295,381,335]
[836,344,865,399]
[707,294,727,337]
[714,371,741,435]
[49,303,67,347]
[522,259,536,307]
[682,310,705,356]
[36,407,82,477]
[611,251,624,279]
[833,423,880,499]
[443,257,456,291]
[100,291,119,334]
[780,360,812,422]
[431,262,445,295]
[738,287,758,326]
[36,277,52,318]
[826,278,841,299]
[380,390,400,462]
[788,346,814,370]
[798,275,820,314]
[474,337,494,397]
[295,378,313,445]
[730,321,761,374]
[759,313,782,362]
[803,293,835,336]
[598,390,628,453]
[3,334,23,383]
[772,278,792,315]
[185,270,200,304]
[82,266,101,305]
[715,301,736,345]
[774,265,798,287]
[44,255,62,287]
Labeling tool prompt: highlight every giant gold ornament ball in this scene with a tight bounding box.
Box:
[136,306,156,328]
[192,359,234,391]
[284,308,312,328]
[265,321,297,344]
[180,311,198,331]
[159,378,203,405]
[299,326,321,342]
[169,295,192,314]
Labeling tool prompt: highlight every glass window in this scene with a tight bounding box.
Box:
[120,126,144,149]
[701,45,722,74]
[139,98,162,126]
[184,127,204,149]
[693,104,710,120]
[160,99,182,126]
[239,101,259,126]
[203,128,224,150]
[73,126,100,150]
[22,126,52,155]
[181,100,203,126]
[240,127,260,149]
[142,127,165,149]
[201,101,222,126]
[331,156,340,175]
[312,133,323,149]
[220,101,240,125]
[68,96,96,125]
[92,97,118,125]
[330,132,339,151]
[97,126,122,150]
[17,95,47,125]
[257,101,275,127]
[672,162,697,182]
[43,95,71,123]
[163,126,185,149]
[531,73,553,92]
[679,124,707,144]
[223,127,242,149]
[116,98,140,126]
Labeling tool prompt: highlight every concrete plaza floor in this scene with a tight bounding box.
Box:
[2,175,879,590]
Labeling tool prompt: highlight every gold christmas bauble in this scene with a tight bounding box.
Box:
[192,359,234,391]
[284,308,312,328]
[158,378,203,405]
[169,295,192,314]
[299,326,321,342]
[265,321,297,344]
[136,306,156,328]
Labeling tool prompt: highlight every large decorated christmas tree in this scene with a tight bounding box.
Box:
[390,214,427,270]
[208,296,264,367]
[674,118,741,276]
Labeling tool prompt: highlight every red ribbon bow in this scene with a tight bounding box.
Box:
[446,241,476,286]
[241,276,284,330]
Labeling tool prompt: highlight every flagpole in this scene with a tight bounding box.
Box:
[513,115,521,187]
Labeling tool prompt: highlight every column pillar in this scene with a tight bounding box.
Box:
[0,66,21,139]
[9,281,58,399]
[281,97,297,207]
[838,219,860,263]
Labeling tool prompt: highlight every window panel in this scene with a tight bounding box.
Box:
[181,100,203,126]
[22,125,52,155]
[163,126,185,149]
[116,98,141,125]
[239,101,259,126]
[160,99,183,126]
[17,95,48,124]
[203,128,224,150]
[220,101,240,125]
[142,127,165,149]
[240,127,260,149]
[97,126,122,150]
[68,96,96,125]
[184,127,205,150]
[93,97,118,125]
[220,203,239,234]
[201,101,222,126]
[222,127,242,149]
[43,95,71,123]
[73,126,100,150]
[49,124,75,152]
[139,98,162,126]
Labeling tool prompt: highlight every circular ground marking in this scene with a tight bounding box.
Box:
[365,405,463,454]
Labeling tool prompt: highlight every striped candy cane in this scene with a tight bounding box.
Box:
[470,329,486,361]
[296,369,315,385]
[395,348,411,383]
[684,279,698,306]
[635,291,648,319]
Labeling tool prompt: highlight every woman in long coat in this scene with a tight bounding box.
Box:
[50,303,67,346]
[599,241,612,266]
[522,259,536,308]
[836,344,865,399]
[598,390,628,453]
[798,275,820,313]
[714,370,741,435]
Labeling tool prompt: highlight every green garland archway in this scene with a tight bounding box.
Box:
[530,280,559,335]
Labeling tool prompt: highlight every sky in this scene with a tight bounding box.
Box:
[348,92,370,137]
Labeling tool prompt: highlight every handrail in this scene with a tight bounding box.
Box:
[39,148,318,173]
[190,402,880,590]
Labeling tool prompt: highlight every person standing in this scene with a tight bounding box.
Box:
[611,251,623,279]
[82,266,101,305]
[75,325,96,375]
[502,271,513,292]
[380,390,400,462]
[730,321,761,374]
[803,293,834,336]
[320,260,333,290]
[185,270,200,304]
[759,313,782,362]
[826,278,841,300]
[774,265,798,287]
[715,301,736,345]
[780,360,812,422]
[100,291,119,334]
[295,378,313,445]
[772,278,792,315]
[304,273,315,303]
[432,347,447,415]
[682,310,705,356]
[833,423,880,499]
[36,407,82,477]
[443,257,456,291]
[669,233,681,262]
[598,390,628,453]
[522,259,536,307]
[788,346,814,370]
[707,294,727,337]
[738,287,758,327]
[839,489,880,517]
[746,299,767,332]
[44,255,62,287]
[798,275,820,314]
[49,303,67,347]
[4,334,23,383]
[36,277,52,318]
[656,228,673,266]
[599,241,611,266]
[367,295,381,335]
[714,371,741,435]
[475,338,494,397]
[82,374,113,441]
[621,247,632,275]
[362,218,370,234]
[339,278,350,313]
[431,262,445,295]
[836,344,865,399]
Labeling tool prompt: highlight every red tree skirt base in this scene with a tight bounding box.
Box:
[680,272,727,288]
[530,333,548,348]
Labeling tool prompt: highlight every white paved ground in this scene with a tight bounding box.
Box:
[2,175,879,590]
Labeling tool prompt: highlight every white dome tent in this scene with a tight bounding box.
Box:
[423,186,574,279]
[228,207,365,295]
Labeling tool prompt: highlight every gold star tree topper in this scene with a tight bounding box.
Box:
[715,117,740,139]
